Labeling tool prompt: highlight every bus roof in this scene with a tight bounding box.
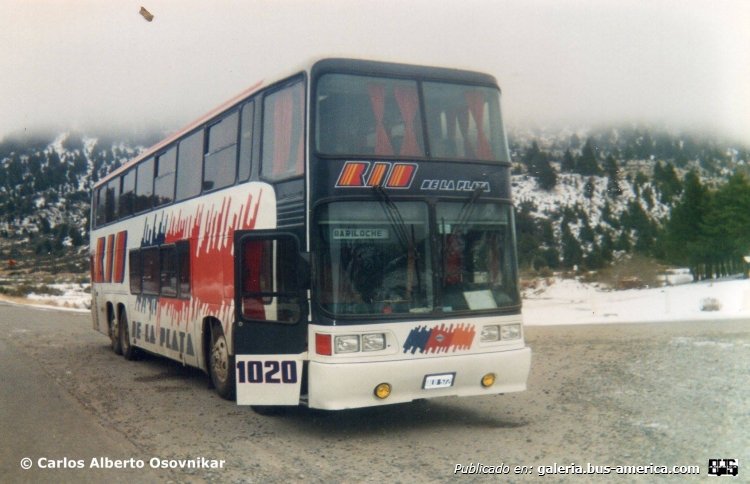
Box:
[310,58,498,87]
[94,58,500,189]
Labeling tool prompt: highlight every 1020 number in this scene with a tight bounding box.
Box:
[236,360,297,384]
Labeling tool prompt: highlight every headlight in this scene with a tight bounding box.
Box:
[480,325,501,342]
[500,323,521,340]
[362,333,386,351]
[334,335,360,353]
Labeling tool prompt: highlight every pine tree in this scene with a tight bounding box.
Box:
[561,225,583,269]
[561,149,576,172]
[583,177,595,201]
[584,243,606,269]
[525,142,557,190]
[662,171,709,277]
[524,142,542,175]
[577,138,601,175]
[657,161,682,204]
[604,155,623,198]
[537,158,558,191]
[702,173,750,276]
[600,229,614,261]
[601,200,618,228]
[642,186,655,210]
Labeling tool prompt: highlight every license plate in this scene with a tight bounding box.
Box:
[423,373,455,389]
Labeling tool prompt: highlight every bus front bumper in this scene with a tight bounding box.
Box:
[307,346,531,410]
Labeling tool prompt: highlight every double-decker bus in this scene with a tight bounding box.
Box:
[90,58,531,410]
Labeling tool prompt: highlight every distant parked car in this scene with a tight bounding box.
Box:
[700,297,721,312]
[657,268,693,286]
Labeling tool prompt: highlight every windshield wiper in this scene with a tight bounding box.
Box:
[373,185,421,300]
[373,185,410,250]
[451,185,484,236]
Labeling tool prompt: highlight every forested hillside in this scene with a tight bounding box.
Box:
[510,125,750,279]
[0,126,747,281]
[0,132,146,271]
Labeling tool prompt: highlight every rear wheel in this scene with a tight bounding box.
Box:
[108,308,122,355]
[119,310,138,360]
[209,323,235,400]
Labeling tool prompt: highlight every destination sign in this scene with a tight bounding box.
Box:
[332,228,390,240]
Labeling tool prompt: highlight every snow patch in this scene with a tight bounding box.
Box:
[523,277,750,325]
[25,283,90,311]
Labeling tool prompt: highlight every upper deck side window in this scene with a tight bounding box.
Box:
[90,78,286,229]
[154,147,177,206]
[238,101,255,182]
[119,169,136,218]
[204,111,239,191]
[261,81,305,181]
[135,157,155,213]
[176,130,204,201]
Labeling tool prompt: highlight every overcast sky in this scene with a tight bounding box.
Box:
[1,0,748,144]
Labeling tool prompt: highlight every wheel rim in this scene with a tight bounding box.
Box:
[211,335,229,384]
[110,317,119,348]
[120,315,130,352]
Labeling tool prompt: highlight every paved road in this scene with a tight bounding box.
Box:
[0,300,747,482]
[0,304,174,483]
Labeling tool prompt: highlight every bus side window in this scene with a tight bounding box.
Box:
[135,157,155,213]
[177,241,191,298]
[95,186,107,228]
[154,148,176,206]
[204,111,238,191]
[176,130,203,201]
[160,245,177,297]
[261,81,305,181]
[141,248,160,295]
[238,100,254,182]
[129,249,142,294]
[120,169,136,219]
[105,179,118,223]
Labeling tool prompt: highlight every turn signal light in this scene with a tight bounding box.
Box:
[374,383,392,399]
[481,373,496,388]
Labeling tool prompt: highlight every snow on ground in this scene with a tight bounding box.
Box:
[8,277,750,325]
[25,283,90,312]
[523,276,750,325]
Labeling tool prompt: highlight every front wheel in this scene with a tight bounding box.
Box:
[209,323,235,400]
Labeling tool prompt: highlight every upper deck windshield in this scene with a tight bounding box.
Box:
[315,74,508,161]
[315,201,519,318]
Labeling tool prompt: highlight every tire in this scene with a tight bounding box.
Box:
[119,310,138,361]
[109,308,122,355]
[209,323,235,400]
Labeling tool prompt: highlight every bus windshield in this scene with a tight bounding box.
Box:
[315,74,508,161]
[315,201,518,317]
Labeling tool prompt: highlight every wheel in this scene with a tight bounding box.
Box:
[209,323,235,400]
[109,308,122,355]
[119,310,138,361]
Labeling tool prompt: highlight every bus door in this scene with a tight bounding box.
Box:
[233,231,308,405]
